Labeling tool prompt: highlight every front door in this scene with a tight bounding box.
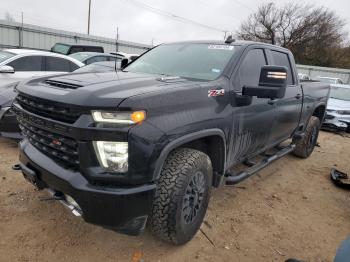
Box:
[228,47,276,166]
[5,55,44,82]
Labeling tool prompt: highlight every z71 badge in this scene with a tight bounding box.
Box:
[208,89,225,97]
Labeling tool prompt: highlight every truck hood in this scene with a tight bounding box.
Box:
[327,98,350,111]
[16,71,201,108]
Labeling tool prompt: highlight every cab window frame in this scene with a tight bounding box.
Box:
[232,47,268,92]
[266,49,295,86]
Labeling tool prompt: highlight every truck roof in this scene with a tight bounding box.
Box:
[163,39,274,46]
[161,40,291,52]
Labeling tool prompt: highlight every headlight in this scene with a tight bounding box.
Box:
[336,110,350,115]
[93,141,128,173]
[92,110,146,124]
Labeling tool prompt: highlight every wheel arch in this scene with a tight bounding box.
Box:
[153,129,226,187]
[312,103,326,123]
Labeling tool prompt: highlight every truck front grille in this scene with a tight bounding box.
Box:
[16,94,81,124]
[18,118,79,169]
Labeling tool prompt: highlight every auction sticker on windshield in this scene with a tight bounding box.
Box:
[208,45,234,50]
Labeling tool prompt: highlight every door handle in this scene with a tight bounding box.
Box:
[295,94,302,99]
[268,99,277,105]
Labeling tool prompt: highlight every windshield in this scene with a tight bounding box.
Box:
[0,51,15,63]
[125,43,237,81]
[52,44,70,55]
[330,86,350,101]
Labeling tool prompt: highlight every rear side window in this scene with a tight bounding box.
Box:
[7,56,43,71]
[45,57,75,72]
[238,49,267,88]
[270,51,294,85]
[107,56,117,62]
[69,47,84,54]
[83,46,104,53]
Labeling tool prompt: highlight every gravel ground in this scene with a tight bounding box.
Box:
[0,131,350,262]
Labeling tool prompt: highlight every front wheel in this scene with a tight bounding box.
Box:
[150,148,213,245]
[293,116,320,158]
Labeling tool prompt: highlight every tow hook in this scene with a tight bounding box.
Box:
[12,164,22,171]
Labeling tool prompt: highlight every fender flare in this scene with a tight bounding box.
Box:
[153,128,227,181]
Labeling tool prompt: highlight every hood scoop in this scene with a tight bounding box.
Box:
[45,80,83,89]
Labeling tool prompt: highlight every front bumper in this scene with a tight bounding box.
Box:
[18,139,156,235]
[323,112,350,131]
[0,106,22,139]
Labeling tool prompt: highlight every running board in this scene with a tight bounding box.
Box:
[225,144,296,185]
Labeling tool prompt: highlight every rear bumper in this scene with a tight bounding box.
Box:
[19,139,156,235]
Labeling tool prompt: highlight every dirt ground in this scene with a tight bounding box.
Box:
[0,131,350,262]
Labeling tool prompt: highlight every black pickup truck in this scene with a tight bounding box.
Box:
[12,40,330,245]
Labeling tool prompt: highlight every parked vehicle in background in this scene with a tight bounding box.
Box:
[51,43,104,55]
[0,60,129,139]
[0,49,84,86]
[111,51,140,62]
[317,76,345,85]
[0,82,20,139]
[13,40,329,245]
[298,73,311,81]
[323,85,350,132]
[69,52,119,65]
[73,60,128,73]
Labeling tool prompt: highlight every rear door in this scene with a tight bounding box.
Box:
[44,56,80,74]
[266,49,302,143]
[228,47,276,165]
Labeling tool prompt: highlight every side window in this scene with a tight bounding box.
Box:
[45,57,71,72]
[69,47,84,54]
[69,62,79,71]
[7,56,43,71]
[238,49,267,88]
[270,51,294,85]
[86,56,108,65]
[107,56,117,62]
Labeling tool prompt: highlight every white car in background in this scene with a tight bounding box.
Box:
[0,49,84,87]
[317,76,345,85]
[323,85,350,132]
[298,73,311,81]
[110,51,140,62]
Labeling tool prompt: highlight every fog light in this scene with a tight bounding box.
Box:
[93,141,128,173]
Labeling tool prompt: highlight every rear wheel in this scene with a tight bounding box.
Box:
[150,148,212,245]
[293,116,320,158]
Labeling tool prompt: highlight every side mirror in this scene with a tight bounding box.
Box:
[242,66,287,99]
[120,58,129,69]
[0,65,15,74]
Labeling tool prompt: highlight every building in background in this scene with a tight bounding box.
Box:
[0,19,150,54]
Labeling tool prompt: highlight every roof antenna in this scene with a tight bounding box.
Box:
[225,35,235,44]
[115,27,120,80]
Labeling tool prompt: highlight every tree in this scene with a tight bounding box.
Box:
[5,12,15,22]
[236,2,349,68]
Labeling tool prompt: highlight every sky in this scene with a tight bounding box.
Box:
[0,0,349,46]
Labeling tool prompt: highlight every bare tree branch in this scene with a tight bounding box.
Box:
[236,2,349,68]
